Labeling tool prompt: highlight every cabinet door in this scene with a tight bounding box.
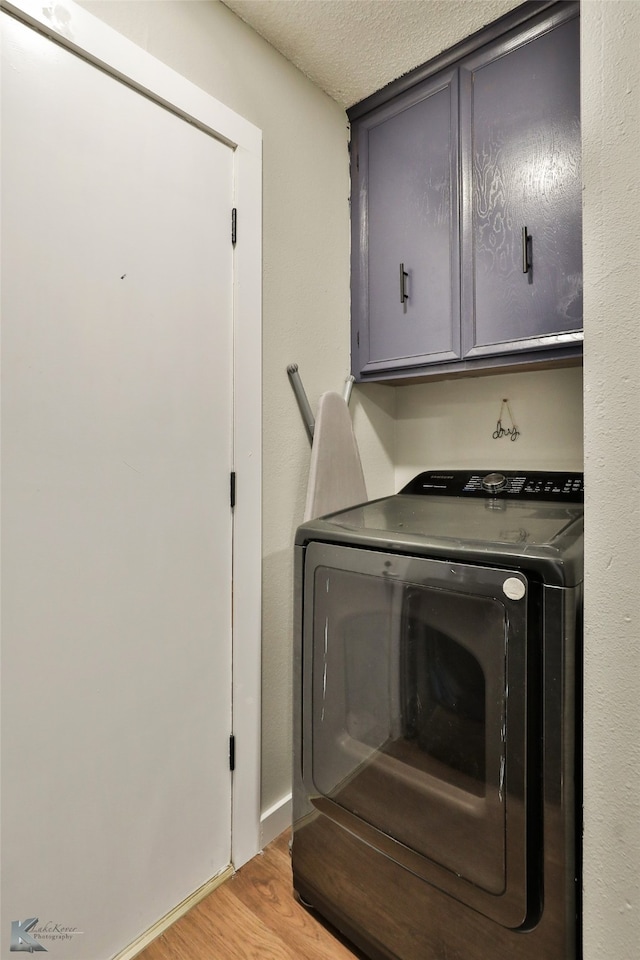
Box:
[352,70,460,378]
[460,12,582,359]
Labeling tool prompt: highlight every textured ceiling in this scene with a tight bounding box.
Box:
[221,0,523,108]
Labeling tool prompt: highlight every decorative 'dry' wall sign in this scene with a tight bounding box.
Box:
[492,398,520,442]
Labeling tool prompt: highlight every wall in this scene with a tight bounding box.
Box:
[581,2,640,958]
[393,366,583,486]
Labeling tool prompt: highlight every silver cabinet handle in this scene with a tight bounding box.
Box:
[400,263,409,303]
[522,226,531,274]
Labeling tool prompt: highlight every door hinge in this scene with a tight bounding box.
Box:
[230,471,236,509]
[229,734,236,771]
[231,207,237,246]
[357,330,360,347]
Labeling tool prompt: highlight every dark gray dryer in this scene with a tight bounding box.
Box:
[292,470,583,960]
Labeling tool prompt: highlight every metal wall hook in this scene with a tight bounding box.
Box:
[287,363,315,443]
[343,375,355,405]
[287,366,356,445]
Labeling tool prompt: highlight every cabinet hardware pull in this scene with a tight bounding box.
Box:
[400,263,409,303]
[522,226,531,274]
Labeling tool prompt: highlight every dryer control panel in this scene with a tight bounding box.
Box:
[401,471,584,502]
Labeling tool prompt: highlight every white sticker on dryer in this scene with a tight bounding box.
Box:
[503,577,526,601]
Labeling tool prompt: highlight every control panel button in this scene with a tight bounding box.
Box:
[503,577,526,601]
[482,472,507,494]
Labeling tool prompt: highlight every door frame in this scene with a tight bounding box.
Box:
[2,0,262,871]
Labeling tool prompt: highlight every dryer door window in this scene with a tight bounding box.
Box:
[302,543,532,928]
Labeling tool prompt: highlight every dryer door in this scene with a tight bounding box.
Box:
[301,542,535,928]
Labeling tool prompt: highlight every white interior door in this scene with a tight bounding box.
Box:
[1,10,235,958]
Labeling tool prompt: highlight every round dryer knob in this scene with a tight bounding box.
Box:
[482,472,507,494]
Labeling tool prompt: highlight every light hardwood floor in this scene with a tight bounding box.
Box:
[136,830,365,960]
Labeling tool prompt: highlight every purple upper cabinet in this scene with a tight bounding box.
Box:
[351,69,460,378]
[460,11,582,361]
[348,1,582,383]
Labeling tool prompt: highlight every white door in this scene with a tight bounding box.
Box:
[2,11,235,959]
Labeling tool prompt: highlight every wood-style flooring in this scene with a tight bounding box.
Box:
[136,830,365,960]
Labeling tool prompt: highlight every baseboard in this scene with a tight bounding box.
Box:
[112,864,234,960]
[260,792,293,848]
[112,795,292,960]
